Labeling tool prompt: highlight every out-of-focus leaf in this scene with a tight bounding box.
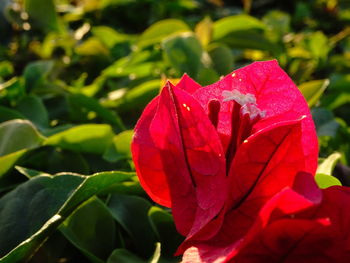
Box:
[212,15,276,51]
[16,95,49,129]
[0,150,27,178]
[213,14,266,40]
[197,67,219,86]
[0,106,25,122]
[162,33,202,78]
[148,207,183,257]
[24,0,62,32]
[75,37,109,56]
[107,249,147,263]
[0,171,133,261]
[103,62,155,79]
[103,130,133,162]
[45,124,114,154]
[92,26,132,48]
[107,79,160,112]
[108,194,157,257]
[208,44,233,76]
[195,17,213,47]
[306,31,330,62]
[67,93,125,131]
[107,243,162,263]
[312,108,340,137]
[299,79,329,107]
[23,60,54,91]
[137,19,190,48]
[60,197,115,263]
[0,61,13,78]
[262,10,290,42]
[0,119,44,157]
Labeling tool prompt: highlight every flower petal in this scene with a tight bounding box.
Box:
[149,83,226,236]
[193,60,318,174]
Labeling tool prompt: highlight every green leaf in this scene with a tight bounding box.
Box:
[162,33,203,78]
[195,17,213,47]
[317,152,342,176]
[108,194,157,257]
[262,10,291,42]
[45,124,114,154]
[92,26,132,48]
[0,119,44,157]
[0,150,27,179]
[107,249,147,263]
[213,14,266,40]
[67,93,125,131]
[107,243,161,263]
[299,79,329,107]
[103,130,133,162]
[0,61,14,78]
[311,108,340,137]
[60,197,116,263]
[137,19,190,48]
[109,80,160,113]
[148,207,183,257]
[24,0,62,32]
[208,44,234,76]
[16,95,49,129]
[315,152,342,189]
[0,171,133,261]
[0,106,25,123]
[306,31,330,62]
[197,68,219,86]
[23,60,54,91]
[315,173,342,189]
[75,37,109,56]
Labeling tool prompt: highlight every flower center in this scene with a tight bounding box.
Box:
[223,90,265,171]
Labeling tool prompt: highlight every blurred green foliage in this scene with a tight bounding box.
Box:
[0,0,350,262]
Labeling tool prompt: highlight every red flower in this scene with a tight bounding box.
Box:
[131,60,318,258]
[183,173,350,263]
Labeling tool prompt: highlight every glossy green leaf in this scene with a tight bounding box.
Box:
[0,119,44,157]
[299,79,329,107]
[60,197,116,263]
[162,33,203,78]
[0,170,133,261]
[45,124,114,154]
[108,194,157,257]
[137,19,190,48]
[0,149,27,178]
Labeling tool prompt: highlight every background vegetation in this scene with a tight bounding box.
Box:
[0,0,350,262]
